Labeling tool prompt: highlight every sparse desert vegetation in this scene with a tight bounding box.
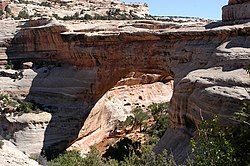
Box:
[48,100,250,166]
[0,140,4,149]
[0,93,41,114]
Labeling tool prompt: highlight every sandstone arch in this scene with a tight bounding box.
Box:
[4,20,250,162]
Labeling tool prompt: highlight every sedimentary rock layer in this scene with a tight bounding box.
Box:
[0,138,39,166]
[69,81,173,155]
[0,19,250,162]
[222,0,250,21]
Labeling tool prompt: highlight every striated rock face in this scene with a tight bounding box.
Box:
[0,112,51,156]
[0,17,249,162]
[69,80,173,155]
[115,72,172,87]
[0,66,99,156]
[222,0,250,21]
[155,67,250,163]
[0,138,40,166]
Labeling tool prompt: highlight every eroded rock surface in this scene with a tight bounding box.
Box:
[222,0,250,21]
[0,112,51,156]
[0,138,40,166]
[0,17,249,162]
[69,80,173,155]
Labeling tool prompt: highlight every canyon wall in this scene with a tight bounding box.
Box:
[222,0,250,21]
[0,18,250,162]
[0,138,39,166]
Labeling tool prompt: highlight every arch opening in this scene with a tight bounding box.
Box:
[68,71,174,156]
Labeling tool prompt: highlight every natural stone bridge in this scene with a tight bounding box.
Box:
[2,18,250,162]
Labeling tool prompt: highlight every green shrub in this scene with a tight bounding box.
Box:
[19,0,29,4]
[0,10,4,16]
[0,93,9,101]
[118,107,149,132]
[103,137,141,161]
[246,65,250,75]
[29,154,47,165]
[52,14,60,20]
[147,114,169,142]
[226,101,250,165]
[123,115,134,127]
[94,14,108,20]
[190,117,235,166]
[224,67,250,165]
[4,61,14,69]
[106,8,121,17]
[118,13,127,20]
[147,102,169,140]
[104,143,177,166]
[18,9,30,19]
[148,102,169,119]
[62,15,72,20]
[131,107,149,131]
[0,94,41,114]
[48,147,104,166]
[120,148,176,166]
[0,94,19,113]
[82,147,104,166]
[118,102,169,143]
[16,101,36,113]
[0,140,4,149]
[84,14,92,20]
[48,151,84,166]
[40,2,52,7]
[72,12,80,19]
[33,12,42,17]
[5,6,11,14]
[117,115,134,131]
[48,150,85,166]
[49,144,177,166]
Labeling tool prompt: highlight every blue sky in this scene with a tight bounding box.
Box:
[123,0,228,20]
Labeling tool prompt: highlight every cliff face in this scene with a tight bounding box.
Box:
[0,17,250,161]
[222,0,250,21]
[0,137,39,166]
[68,78,173,155]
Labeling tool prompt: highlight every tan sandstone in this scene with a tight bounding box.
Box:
[0,11,249,163]
[0,138,40,166]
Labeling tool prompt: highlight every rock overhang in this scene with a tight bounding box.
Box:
[0,17,250,162]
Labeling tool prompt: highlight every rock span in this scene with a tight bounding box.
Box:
[1,18,250,162]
